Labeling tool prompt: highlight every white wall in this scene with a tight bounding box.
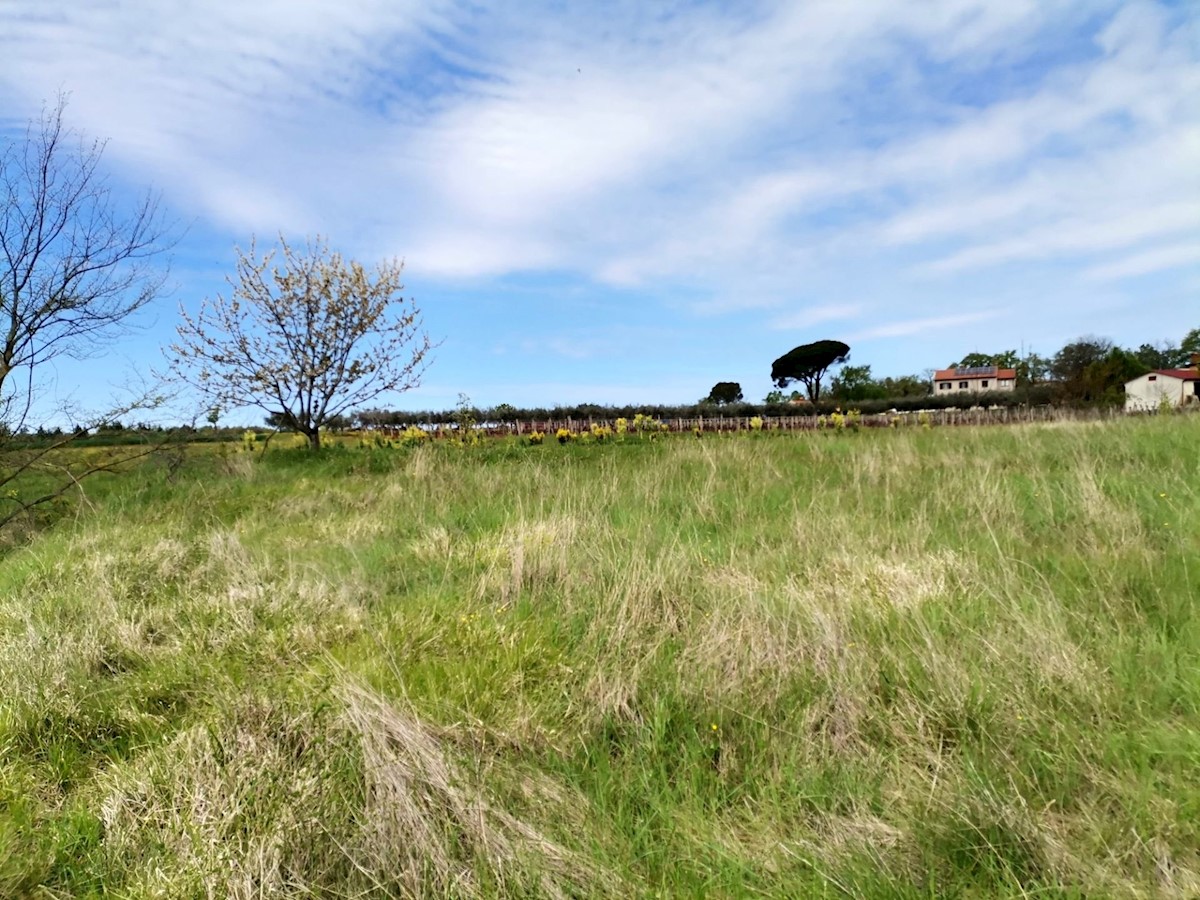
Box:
[934,378,1016,395]
[1124,373,1196,411]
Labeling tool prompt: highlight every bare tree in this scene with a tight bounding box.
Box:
[0,95,174,537]
[170,234,433,449]
[1,94,169,432]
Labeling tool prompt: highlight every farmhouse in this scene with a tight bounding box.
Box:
[933,365,1017,395]
[1124,365,1200,412]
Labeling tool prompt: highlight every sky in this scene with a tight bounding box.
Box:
[1,0,1197,422]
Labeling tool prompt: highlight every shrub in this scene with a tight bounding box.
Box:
[359,430,393,449]
[452,394,481,446]
[631,413,661,434]
[398,426,429,448]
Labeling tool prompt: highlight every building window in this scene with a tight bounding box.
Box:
[959,381,968,389]
[981,380,989,388]
[1148,375,1157,381]
[939,382,950,390]
[1000,379,1012,387]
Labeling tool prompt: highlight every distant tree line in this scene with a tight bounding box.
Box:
[355,387,1062,429]
[18,329,1193,446]
[359,327,1195,429]
[7,385,1070,445]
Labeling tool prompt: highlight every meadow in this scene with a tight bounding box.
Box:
[0,415,1197,898]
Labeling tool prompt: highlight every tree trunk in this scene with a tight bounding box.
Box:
[307,428,321,451]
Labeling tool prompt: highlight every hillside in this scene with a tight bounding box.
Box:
[2,417,1198,897]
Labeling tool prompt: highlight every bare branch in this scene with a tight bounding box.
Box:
[1,92,173,434]
[0,383,182,538]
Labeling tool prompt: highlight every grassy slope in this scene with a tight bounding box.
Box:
[1,417,1198,898]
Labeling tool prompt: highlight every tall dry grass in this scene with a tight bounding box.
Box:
[1,414,1197,896]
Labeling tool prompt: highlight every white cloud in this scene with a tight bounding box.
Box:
[570,2,1197,308]
[0,0,1195,340]
[876,127,1198,250]
[0,0,451,231]
[923,199,1200,274]
[1082,241,1200,281]
[848,311,999,341]
[770,304,864,331]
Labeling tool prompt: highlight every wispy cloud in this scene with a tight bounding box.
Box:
[848,312,999,342]
[770,304,864,331]
[1,0,1196,408]
[922,199,1200,274]
[8,0,1190,292]
[1083,241,1200,282]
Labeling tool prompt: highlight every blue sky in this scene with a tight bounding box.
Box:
[1,0,1197,422]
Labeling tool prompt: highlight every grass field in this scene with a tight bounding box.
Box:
[1,416,1198,898]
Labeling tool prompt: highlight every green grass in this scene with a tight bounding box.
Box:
[1,417,1198,897]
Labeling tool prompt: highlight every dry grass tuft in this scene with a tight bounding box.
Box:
[342,680,618,898]
[472,515,585,604]
[99,695,348,898]
[814,551,962,613]
[678,551,962,707]
[96,679,619,899]
[578,547,696,722]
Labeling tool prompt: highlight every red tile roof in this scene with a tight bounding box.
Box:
[933,367,1017,381]
[1151,368,1199,380]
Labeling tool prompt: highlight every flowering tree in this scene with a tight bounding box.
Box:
[170,235,432,449]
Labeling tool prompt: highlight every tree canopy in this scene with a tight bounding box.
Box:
[829,364,882,402]
[703,381,743,404]
[170,235,433,449]
[830,364,934,402]
[948,351,1023,372]
[1178,328,1199,363]
[1049,336,1150,404]
[770,340,850,404]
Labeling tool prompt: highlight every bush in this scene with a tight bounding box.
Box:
[398,426,429,448]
